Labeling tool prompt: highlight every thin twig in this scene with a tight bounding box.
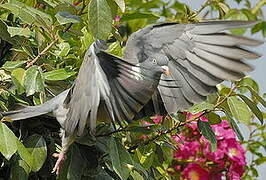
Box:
[26,37,59,68]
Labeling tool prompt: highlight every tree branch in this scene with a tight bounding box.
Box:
[26,37,59,68]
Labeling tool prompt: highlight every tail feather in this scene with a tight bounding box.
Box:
[1,89,70,121]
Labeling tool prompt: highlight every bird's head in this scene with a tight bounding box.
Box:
[139,57,170,80]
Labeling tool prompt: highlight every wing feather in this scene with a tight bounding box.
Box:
[124,20,262,113]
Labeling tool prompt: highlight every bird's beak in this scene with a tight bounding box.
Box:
[161,66,170,76]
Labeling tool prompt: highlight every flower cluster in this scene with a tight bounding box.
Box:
[172,113,246,180]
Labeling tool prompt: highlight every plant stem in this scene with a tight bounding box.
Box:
[26,37,59,68]
[252,0,266,14]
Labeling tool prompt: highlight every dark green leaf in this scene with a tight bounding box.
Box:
[205,112,221,125]
[67,145,86,180]
[197,120,217,151]
[24,134,47,172]
[0,20,16,44]
[88,0,113,40]
[0,122,18,160]
[55,11,81,25]
[10,155,30,180]
[243,86,266,109]
[188,102,214,114]
[228,96,252,124]
[255,157,266,165]
[108,137,133,180]
[23,66,45,96]
[121,12,159,21]
[238,94,263,124]
[43,69,76,81]
[223,109,244,141]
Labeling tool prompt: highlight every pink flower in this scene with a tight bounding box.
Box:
[171,113,247,179]
[114,15,120,22]
[211,120,236,140]
[224,139,246,166]
[151,115,163,124]
[183,163,210,180]
[174,141,201,160]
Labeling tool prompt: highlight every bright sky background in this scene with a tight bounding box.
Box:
[180,0,266,179]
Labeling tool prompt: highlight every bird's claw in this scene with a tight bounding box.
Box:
[52,152,66,175]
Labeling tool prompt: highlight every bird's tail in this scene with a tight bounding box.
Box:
[1,89,69,121]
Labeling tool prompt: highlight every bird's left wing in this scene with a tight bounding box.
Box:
[63,41,157,136]
[123,21,263,112]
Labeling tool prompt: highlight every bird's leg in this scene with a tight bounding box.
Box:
[52,151,66,175]
[52,130,75,175]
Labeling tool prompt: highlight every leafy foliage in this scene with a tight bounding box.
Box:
[0,0,265,179]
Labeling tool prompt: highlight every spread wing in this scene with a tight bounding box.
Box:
[63,41,157,136]
[124,21,263,112]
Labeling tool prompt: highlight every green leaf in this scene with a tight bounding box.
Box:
[10,155,30,180]
[225,9,248,35]
[2,61,27,72]
[237,77,259,93]
[7,26,33,38]
[0,0,53,27]
[55,42,70,57]
[67,145,86,180]
[88,0,113,40]
[80,27,94,53]
[243,86,266,109]
[11,68,25,94]
[55,11,81,25]
[255,157,266,165]
[121,12,159,21]
[238,94,263,124]
[23,66,45,96]
[24,134,47,172]
[223,109,244,141]
[197,120,217,151]
[0,122,18,160]
[108,41,123,57]
[113,0,125,12]
[16,140,33,169]
[43,69,76,81]
[251,21,266,37]
[108,137,133,180]
[228,96,252,124]
[0,20,16,44]
[130,170,144,180]
[137,143,155,169]
[205,112,221,125]
[188,102,214,114]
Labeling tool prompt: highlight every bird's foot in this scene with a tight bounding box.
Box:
[52,152,66,175]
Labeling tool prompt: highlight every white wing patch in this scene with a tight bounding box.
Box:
[131,63,143,80]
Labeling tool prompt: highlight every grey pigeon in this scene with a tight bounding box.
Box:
[123,21,263,113]
[1,40,169,174]
[1,20,263,174]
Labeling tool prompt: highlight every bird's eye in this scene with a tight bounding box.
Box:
[152,59,157,64]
